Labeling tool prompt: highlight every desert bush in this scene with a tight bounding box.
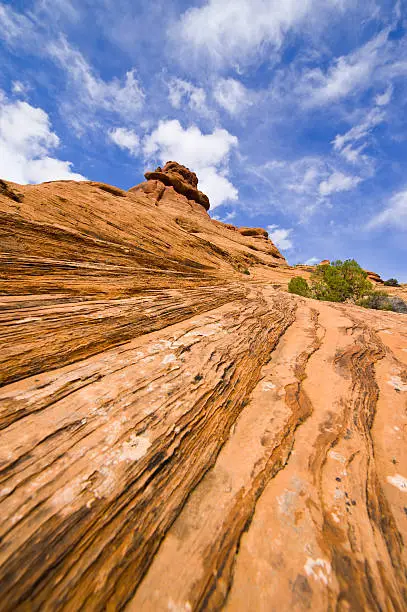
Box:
[384,278,399,286]
[310,259,372,303]
[287,258,405,313]
[358,291,393,311]
[288,276,310,297]
[357,292,407,313]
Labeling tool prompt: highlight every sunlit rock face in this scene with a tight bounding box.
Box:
[0,165,406,611]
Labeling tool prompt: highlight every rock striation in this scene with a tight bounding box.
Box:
[0,164,406,611]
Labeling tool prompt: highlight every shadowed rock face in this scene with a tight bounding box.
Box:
[0,166,406,611]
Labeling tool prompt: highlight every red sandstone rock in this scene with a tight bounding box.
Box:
[319,259,330,265]
[139,161,210,211]
[238,226,269,238]
[365,269,384,283]
[0,165,406,611]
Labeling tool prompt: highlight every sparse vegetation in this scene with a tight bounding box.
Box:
[384,278,399,286]
[359,293,407,314]
[288,259,406,313]
[242,268,250,275]
[288,276,310,297]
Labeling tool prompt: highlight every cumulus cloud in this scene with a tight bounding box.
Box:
[213,78,252,115]
[168,78,208,114]
[267,225,294,250]
[319,171,361,196]
[367,188,407,229]
[109,127,140,156]
[143,119,238,208]
[0,94,85,184]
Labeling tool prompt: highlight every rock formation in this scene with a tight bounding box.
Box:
[366,270,385,284]
[0,164,406,611]
[131,161,210,211]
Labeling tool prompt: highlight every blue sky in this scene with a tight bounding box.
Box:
[0,0,406,281]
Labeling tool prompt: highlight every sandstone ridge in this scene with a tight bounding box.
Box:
[0,165,406,611]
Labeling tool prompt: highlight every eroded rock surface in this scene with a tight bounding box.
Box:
[0,166,406,611]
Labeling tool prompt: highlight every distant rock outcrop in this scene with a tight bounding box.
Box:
[238,227,269,238]
[365,270,384,284]
[130,161,210,211]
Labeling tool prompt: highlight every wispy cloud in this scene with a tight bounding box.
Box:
[300,30,390,106]
[367,188,407,230]
[170,0,352,70]
[168,78,208,115]
[319,171,361,196]
[332,107,385,165]
[48,37,144,122]
[213,78,253,115]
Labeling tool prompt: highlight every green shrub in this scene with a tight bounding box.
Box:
[384,278,399,287]
[288,276,310,297]
[310,259,372,303]
[242,268,250,275]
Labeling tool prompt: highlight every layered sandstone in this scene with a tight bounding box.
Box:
[0,164,406,611]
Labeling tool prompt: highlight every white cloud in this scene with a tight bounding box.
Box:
[333,108,384,152]
[0,4,33,45]
[367,188,407,229]
[212,210,237,223]
[109,127,140,156]
[11,81,30,96]
[35,0,80,22]
[172,0,348,69]
[304,256,320,265]
[332,107,385,165]
[143,119,238,208]
[168,78,208,114]
[302,30,389,106]
[0,95,85,184]
[48,37,144,120]
[249,157,328,219]
[213,78,252,115]
[319,171,361,196]
[375,85,393,106]
[267,225,294,250]
[198,167,238,208]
